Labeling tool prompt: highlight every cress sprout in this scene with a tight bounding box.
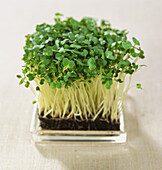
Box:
[17,13,145,122]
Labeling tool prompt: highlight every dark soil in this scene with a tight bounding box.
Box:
[39,115,120,130]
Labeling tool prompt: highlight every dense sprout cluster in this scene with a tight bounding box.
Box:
[17,13,145,121]
[18,13,145,90]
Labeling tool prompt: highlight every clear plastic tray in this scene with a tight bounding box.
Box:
[30,104,127,143]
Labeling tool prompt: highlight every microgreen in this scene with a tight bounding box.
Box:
[18,13,145,92]
[17,13,146,122]
[136,83,142,89]
[16,75,22,78]
[32,100,37,104]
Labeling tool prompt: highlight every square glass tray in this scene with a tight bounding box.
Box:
[30,104,127,143]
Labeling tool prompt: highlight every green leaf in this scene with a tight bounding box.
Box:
[32,100,37,104]
[60,80,66,85]
[40,79,45,85]
[69,61,75,68]
[19,78,25,85]
[91,37,98,44]
[64,76,68,82]
[77,59,84,66]
[82,49,88,57]
[58,47,65,53]
[42,59,50,65]
[43,47,53,56]
[105,50,114,60]
[70,44,82,49]
[45,37,54,44]
[67,71,71,77]
[101,53,105,60]
[56,81,62,88]
[115,79,123,83]
[139,49,145,59]
[34,59,39,64]
[36,86,40,91]
[122,41,132,49]
[55,53,64,61]
[27,73,35,81]
[89,65,96,70]
[106,69,113,78]
[61,39,68,45]
[132,63,138,70]
[52,45,58,51]
[76,35,84,41]
[68,32,75,40]
[51,82,56,89]
[107,54,115,60]
[64,71,71,81]
[132,37,140,45]
[51,63,57,72]
[139,64,147,67]
[33,45,44,50]
[87,57,96,70]
[63,58,69,66]
[136,83,142,89]
[132,52,138,58]
[25,81,30,88]
[118,60,130,68]
[16,75,22,78]
[97,58,107,66]
[83,40,90,44]
[105,80,113,89]
[88,57,95,65]
[55,39,59,48]
[45,76,51,83]
[111,42,116,47]
[55,12,63,17]
[99,38,106,45]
